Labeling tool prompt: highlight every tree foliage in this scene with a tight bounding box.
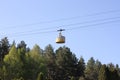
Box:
[4,45,23,79]
[0,37,10,61]
[0,38,119,80]
[55,46,78,80]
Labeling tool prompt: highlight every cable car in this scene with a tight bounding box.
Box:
[56,29,65,43]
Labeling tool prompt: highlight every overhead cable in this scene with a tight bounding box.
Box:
[3,16,120,35]
[1,9,120,29]
[2,17,120,38]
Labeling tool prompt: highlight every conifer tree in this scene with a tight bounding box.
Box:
[0,37,10,61]
[98,64,108,80]
[4,45,23,79]
[55,46,78,80]
[85,57,96,80]
[44,44,56,80]
[77,57,85,77]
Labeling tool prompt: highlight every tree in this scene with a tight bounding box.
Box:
[0,38,120,80]
[85,58,102,80]
[17,40,30,53]
[77,56,85,77]
[115,64,120,76]
[22,44,46,80]
[29,44,43,61]
[44,44,56,80]
[55,46,78,80]
[94,60,102,80]
[98,64,120,80]
[98,65,107,80]
[44,44,55,63]
[95,60,102,71]
[107,63,115,71]
[4,45,23,79]
[107,63,120,80]
[85,57,96,80]
[0,37,10,61]
[17,41,26,50]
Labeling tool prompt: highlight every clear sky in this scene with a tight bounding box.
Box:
[0,0,120,65]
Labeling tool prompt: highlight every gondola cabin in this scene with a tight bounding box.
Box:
[56,33,65,43]
[56,29,65,43]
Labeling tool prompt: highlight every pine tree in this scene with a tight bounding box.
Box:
[4,45,23,79]
[98,64,108,80]
[77,56,85,78]
[23,44,46,80]
[0,37,10,61]
[44,44,56,80]
[107,63,120,80]
[85,57,96,80]
[55,46,78,80]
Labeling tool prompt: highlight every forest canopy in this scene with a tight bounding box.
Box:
[0,37,120,80]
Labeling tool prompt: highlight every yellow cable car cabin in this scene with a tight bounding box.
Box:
[56,29,65,43]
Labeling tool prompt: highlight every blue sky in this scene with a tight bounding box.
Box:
[0,0,120,65]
